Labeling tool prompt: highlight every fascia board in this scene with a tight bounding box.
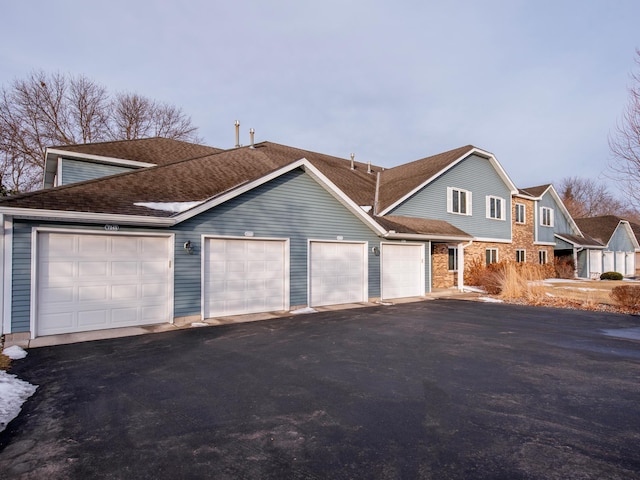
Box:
[0,208,174,226]
[378,147,517,216]
[45,148,157,168]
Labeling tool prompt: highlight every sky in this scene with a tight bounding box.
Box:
[1,0,640,191]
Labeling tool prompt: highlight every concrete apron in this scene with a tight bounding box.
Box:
[3,289,479,349]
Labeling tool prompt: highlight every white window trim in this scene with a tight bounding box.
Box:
[515,203,526,224]
[448,246,458,272]
[539,250,548,265]
[516,249,526,262]
[447,187,472,216]
[540,207,554,227]
[486,195,506,220]
[486,248,498,265]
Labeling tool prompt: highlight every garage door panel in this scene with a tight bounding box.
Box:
[78,310,108,327]
[310,242,366,307]
[381,244,423,300]
[78,285,108,302]
[37,232,171,336]
[204,238,287,318]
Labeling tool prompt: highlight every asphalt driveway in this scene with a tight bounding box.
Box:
[1,299,640,479]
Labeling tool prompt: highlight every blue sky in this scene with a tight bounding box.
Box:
[1,0,639,190]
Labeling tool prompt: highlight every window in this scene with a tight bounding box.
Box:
[448,246,458,271]
[515,203,526,224]
[486,196,505,220]
[486,248,498,266]
[516,249,526,263]
[541,207,554,227]
[539,250,548,265]
[447,187,472,215]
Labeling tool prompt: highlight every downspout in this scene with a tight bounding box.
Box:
[457,240,473,291]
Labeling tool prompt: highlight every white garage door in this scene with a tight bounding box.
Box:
[37,232,171,336]
[204,238,287,318]
[603,251,614,272]
[381,243,424,300]
[310,241,366,307]
[626,253,635,277]
[615,252,626,275]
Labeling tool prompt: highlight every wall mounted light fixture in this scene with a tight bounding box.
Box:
[184,241,194,254]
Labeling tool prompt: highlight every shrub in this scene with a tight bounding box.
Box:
[554,256,575,279]
[0,353,10,371]
[600,271,623,281]
[464,260,551,297]
[610,285,640,308]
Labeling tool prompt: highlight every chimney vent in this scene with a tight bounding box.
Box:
[367,160,372,174]
[350,153,355,170]
[249,128,255,148]
[234,120,240,148]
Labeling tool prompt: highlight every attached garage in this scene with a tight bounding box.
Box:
[203,237,288,318]
[36,231,172,336]
[309,240,367,307]
[381,243,425,300]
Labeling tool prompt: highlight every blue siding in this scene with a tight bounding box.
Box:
[61,158,136,184]
[172,169,387,317]
[9,168,432,332]
[608,224,635,251]
[390,155,512,240]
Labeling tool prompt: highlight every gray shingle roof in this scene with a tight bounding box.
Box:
[376,215,472,238]
[574,215,624,245]
[377,145,475,212]
[51,137,223,165]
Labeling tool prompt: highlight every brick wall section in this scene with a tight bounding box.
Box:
[432,243,457,288]
[430,197,555,289]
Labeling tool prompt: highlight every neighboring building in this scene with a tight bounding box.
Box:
[574,216,639,277]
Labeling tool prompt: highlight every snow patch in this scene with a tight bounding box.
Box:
[479,296,503,303]
[190,322,209,327]
[463,286,486,293]
[290,307,317,315]
[2,345,28,360]
[0,370,37,432]
[134,201,204,213]
[360,205,372,213]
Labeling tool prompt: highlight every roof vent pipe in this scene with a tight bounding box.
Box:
[367,160,372,174]
[350,153,355,170]
[234,120,240,148]
[249,128,255,148]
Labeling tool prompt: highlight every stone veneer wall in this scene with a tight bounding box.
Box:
[432,243,457,288]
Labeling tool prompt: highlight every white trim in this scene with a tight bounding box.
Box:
[307,239,368,307]
[30,228,175,339]
[514,202,526,224]
[56,158,64,187]
[485,247,499,265]
[2,216,12,335]
[379,147,518,216]
[47,149,157,168]
[200,235,290,319]
[383,232,472,242]
[516,248,526,263]
[486,195,506,220]
[473,236,512,244]
[540,206,554,227]
[0,208,175,226]
[534,241,558,246]
[447,187,472,216]
[380,242,425,300]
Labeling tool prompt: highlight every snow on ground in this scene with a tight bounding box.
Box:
[479,296,503,303]
[291,307,317,315]
[462,286,486,293]
[0,346,37,433]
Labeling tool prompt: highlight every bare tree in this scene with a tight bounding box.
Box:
[559,176,629,218]
[0,71,201,192]
[609,48,640,210]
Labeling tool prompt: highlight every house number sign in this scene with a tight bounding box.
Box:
[104,224,120,231]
